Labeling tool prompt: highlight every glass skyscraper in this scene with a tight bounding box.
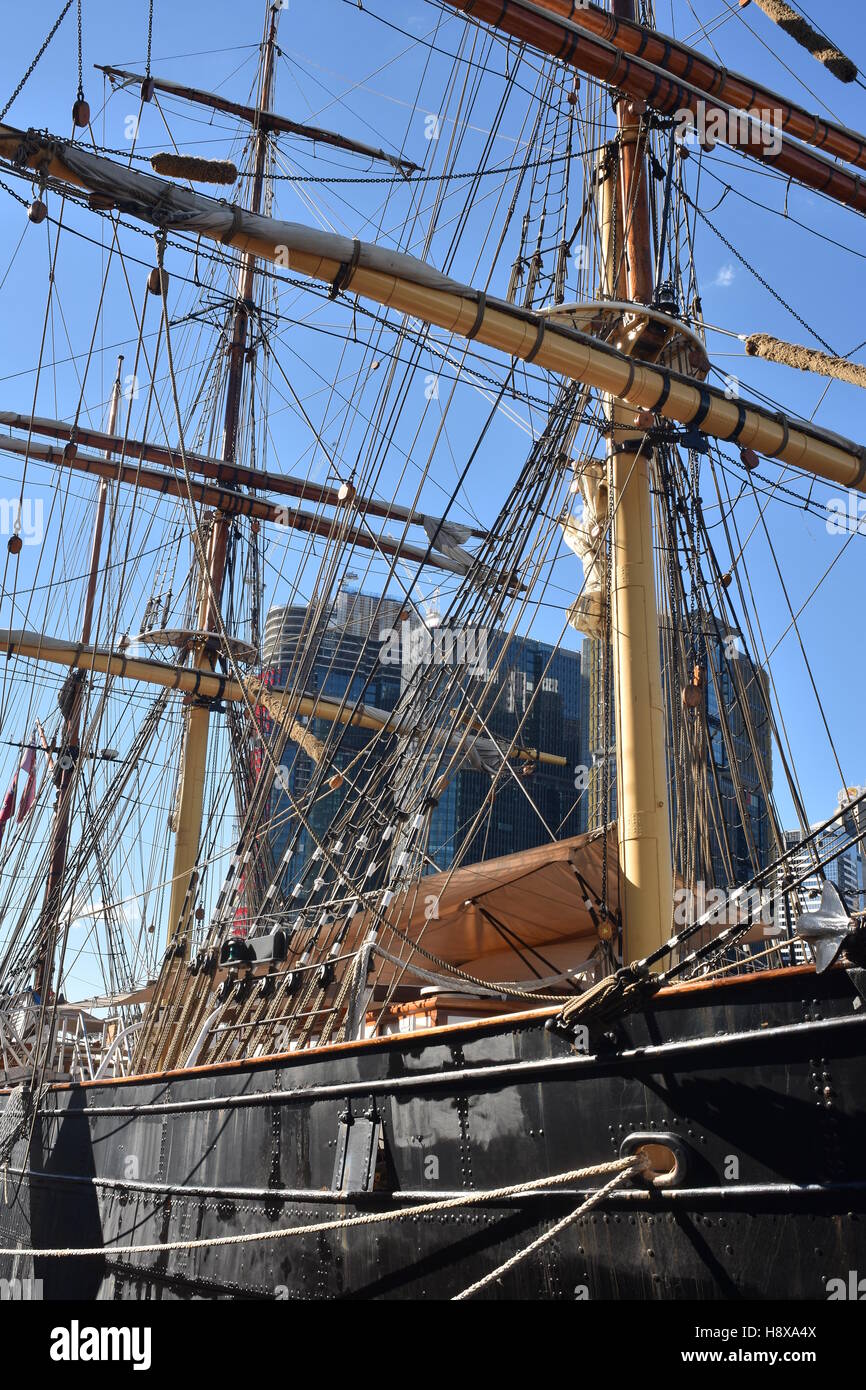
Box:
[259,590,403,887]
[403,625,585,870]
[259,592,585,883]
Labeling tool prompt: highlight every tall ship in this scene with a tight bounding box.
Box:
[0,0,863,1300]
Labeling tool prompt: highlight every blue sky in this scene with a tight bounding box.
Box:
[0,0,864,853]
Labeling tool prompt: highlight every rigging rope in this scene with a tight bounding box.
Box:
[0,1154,646,1259]
[452,1155,646,1299]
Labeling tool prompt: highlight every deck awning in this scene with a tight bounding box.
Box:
[377,827,618,981]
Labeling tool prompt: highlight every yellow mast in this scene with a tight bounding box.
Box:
[166,3,279,949]
[0,630,568,768]
[600,1,673,958]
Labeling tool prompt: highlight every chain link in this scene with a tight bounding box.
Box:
[146,0,154,79]
[684,188,836,355]
[76,0,84,103]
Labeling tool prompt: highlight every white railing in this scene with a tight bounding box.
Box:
[0,993,141,1085]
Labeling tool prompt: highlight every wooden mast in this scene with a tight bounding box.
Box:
[0,413,484,539]
[439,0,866,215]
[34,355,123,997]
[165,3,280,951]
[462,0,866,173]
[598,0,672,960]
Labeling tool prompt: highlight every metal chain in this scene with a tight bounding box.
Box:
[60,143,593,186]
[684,189,836,355]
[146,0,154,79]
[0,0,75,122]
[76,0,84,103]
[0,176,28,208]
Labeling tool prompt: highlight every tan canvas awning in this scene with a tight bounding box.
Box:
[376,827,618,982]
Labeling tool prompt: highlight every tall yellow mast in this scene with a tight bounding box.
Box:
[603,0,673,959]
[166,2,279,948]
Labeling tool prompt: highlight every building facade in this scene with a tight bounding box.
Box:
[401,623,585,870]
[259,589,403,886]
[779,812,864,920]
[260,593,586,884]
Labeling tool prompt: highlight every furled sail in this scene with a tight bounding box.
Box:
[561,463,607,638]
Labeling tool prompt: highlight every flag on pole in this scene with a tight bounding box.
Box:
[16,741,37,822]
[0,768,18,849]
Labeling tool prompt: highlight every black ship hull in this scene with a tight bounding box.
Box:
[1,963,864,1300]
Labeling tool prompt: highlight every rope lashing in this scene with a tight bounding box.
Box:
[0,1156,646,1259]
[742,1,858,84]
[283,717,325,766]
[554,966,660,1031]
[149,154,238,186]
[744,334,866,391]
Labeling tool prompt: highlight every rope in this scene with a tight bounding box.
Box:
[452,1156,645,1300]
[747,1,857,83]
[556,968,658,1029]
[0,1156,643,1259]
[370,939,578,1002]
[744,333,866,390]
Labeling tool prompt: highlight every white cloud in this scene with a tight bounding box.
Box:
[713,263,735,289]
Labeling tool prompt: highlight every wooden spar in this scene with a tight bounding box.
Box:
[603,19,672,961]
[2,125,863,494]
[0,412,485,538]
[438,0,866,216]
[33,357,124,998]
[0,630,567,768]
[96,65,420,175]
[510,0,866,173]
[0,435,477,577]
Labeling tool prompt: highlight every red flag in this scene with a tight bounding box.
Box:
[0,768,18,848]
[16,743,36,822]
